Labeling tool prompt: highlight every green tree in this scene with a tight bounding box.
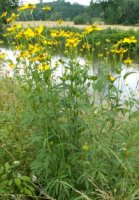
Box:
[0,0,18,24]
[88,0,139,25]
[73,13,90,25]
[124,0,139,24]
[19,1,86,21]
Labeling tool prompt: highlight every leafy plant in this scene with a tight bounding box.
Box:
[0,162,35,196]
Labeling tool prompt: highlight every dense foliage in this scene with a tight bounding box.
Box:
[1,5,139,199]
[16,0,139,25]
[0,0,18,24]
[89,0,139,25]
[1,0,139,25]
[19,1,87,22]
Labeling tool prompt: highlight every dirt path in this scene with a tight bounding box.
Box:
[14,21,139,31]
[74,24,139,31]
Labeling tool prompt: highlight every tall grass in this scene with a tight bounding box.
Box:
[1,5,139,200]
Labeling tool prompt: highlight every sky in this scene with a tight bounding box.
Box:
[20,0,91,6]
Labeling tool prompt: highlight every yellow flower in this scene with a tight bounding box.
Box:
[117,40,123,45]
[23,28,35,39]
[38,63,50,71]
[6,13,19,23]
[50,29,67,38]
[42,6,51,11]
[82,143,89,152]
[98,53,103,58]
[112,40,123,49]
[30,53,48,62]
[110,49,116,53]
[28,44,40,54]
[59,30,67,37]
[51,40,61,46]
[57,19,63,25]
[34,25,44,36]
[83,25,102,35]
[43,39,60,46]
[124,57,133,65]
[0,53,7,59]
[9,63,15,69]
[37,54,48,61]
[96,41,101,46]
[50,30,59,37]
[15,31,24,39]
[108,75,115,82]
[20,51,30,58]
[18,4,36,11]
[111,48,128,54]
[0,12,7,19]
[7,23,21,32]
[122,36,137,44]
[82,42,91,49]
[66,37,80,48]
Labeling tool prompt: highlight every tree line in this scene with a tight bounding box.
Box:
[89,0,139,25]
[19,1,86,22]
[0,0,139,25]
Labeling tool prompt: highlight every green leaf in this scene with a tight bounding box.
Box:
[123,72,136,80]
[90,75,98,81]
[20,176,30,182]
[0,166,4,175]
[14,178,21,187]
[8,179,13,186]
[1,174,7,179]
[24,188,33,196]
[26,184,35,192]
[4,163,10,172]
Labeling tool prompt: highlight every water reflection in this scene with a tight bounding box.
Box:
[114,67,139,99]
[0,48,17,77]
[1,48,139,101]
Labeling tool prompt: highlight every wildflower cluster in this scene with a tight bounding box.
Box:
[1,5,137,76]
[110,35,137,65]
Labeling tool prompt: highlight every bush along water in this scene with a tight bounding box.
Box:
[1,4,139,200]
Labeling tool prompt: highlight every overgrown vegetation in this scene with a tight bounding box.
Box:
[1,4,139,200]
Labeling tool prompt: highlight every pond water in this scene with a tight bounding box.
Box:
[1,48,139,103]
